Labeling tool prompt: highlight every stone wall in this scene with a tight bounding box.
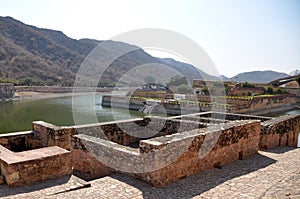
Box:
[15,86,112,93]
[71,136,115,180]
[0,145,72,186]
[171,111,271,122]
[235,95,297,115]
[0,131,37,152]
[32,121,75,150]
[70,116,208,180]
[260,115,300,149]
[72,120,260,187]
[73,116,207,146]
[136,120,260,186]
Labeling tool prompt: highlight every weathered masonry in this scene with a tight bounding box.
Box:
[0,112,299,187]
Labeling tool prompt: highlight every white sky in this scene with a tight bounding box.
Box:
[1,0,300,77]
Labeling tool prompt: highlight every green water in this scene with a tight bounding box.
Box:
[1,95,300,136]
[0,94,144,134]
[284,109,300,115]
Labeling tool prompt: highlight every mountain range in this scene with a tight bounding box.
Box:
[0,16,295,86]
[220,70,290,83]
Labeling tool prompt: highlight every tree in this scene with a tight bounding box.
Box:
[166,75,188,87]
[266,87,273,94]
[296,76,300,85]
[144,76,156,84]
[19,77,34,86]
[177,84,193,94]
[243,82,255,88]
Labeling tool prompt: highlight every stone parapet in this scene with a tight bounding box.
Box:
[0,131,38,152]
[0,145,72,186]
[71,120,260,187]
[260,115,300,149]
[137,120,260,186]
[32,121,75,150]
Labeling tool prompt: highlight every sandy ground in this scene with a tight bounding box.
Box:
[14,92,93,100]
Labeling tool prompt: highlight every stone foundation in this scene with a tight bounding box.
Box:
[260,115,300,149]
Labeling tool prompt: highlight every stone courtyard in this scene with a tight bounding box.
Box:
[0,147,299,198]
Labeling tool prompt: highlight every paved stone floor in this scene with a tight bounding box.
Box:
[0,147,299,199]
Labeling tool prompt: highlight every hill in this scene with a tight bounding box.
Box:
[230,70,289,83]
[0,16,294,86]
[0,16,207,87]
[157,58,216,82]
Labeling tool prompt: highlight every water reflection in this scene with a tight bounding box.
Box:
[0,94,143,134]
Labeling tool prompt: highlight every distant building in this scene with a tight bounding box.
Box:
[0,83,15,99]
[129,83,174,99]
[227,87,266,96]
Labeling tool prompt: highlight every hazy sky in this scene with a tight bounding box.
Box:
[1,0,300,77]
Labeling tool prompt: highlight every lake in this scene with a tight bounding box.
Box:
[1,95,300,147]
[0,94,144,134]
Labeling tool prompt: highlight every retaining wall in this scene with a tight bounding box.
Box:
[260,115,300,149]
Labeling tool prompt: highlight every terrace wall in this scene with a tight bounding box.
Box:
[260,115,300,149]
[0,145,72,186]
[135,120,261,186]
[71,117,208,179]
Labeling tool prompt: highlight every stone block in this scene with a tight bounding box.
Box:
[0,145,72,186]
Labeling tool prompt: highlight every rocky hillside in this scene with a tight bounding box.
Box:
[232,70,289,83]
[221,70,289,83]
[0,16,208,87]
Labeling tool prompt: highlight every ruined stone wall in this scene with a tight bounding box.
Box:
[71,120,260,187]
[135,120,261,186]
[70,117,208,180]
[71,136,115,180]
[32,121,75,150]
[0,145,72,186]
[73,116,207,146]
[260,115,300,149]
[172,111,271,122]
[0,131,42,152]
[235,95,297,114]
[15,86,112,93]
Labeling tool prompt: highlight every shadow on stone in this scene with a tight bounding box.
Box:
[260,146,297,154]
[0,175,72,197]
[110,152,276,198]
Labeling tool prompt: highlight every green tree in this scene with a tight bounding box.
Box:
[266,87,273,94]
[243,82,255,88]
[296,76,300,85]
[144,76,156,84]
[166,75,188,87]
[19,77,34,86]
[177,84,193,94]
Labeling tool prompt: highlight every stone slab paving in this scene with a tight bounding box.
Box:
[0,147,299,199]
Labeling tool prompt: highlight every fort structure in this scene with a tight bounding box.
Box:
[0,111,299,187]
[102,93,298,116]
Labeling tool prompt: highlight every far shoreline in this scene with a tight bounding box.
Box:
[8,91,299,118]
[13,91,106,101]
